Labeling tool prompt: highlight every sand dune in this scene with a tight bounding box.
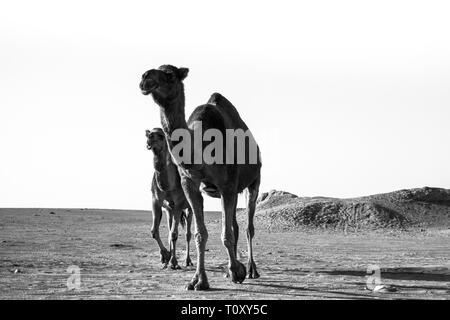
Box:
[245,187,450,231]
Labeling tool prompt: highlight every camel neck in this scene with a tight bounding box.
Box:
[158,93,191,153]
[154,152,179,192]
[152,88,195,169]
[159,97,188,134]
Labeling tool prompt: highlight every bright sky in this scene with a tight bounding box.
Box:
[1,0,449,210]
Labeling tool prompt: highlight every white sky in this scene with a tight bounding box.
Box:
[1,0,449,210]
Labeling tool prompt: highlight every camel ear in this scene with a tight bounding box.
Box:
[178,68,189,80]
[145,130,150,137]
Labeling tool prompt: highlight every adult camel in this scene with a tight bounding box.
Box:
[140,65,261,290]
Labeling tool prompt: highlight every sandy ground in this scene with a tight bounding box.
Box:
[0,208,449,300]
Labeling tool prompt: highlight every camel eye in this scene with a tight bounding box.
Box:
[166,72,175,82]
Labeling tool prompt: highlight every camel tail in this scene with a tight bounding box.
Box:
[180,211,186,229]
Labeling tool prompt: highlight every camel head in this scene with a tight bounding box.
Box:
[146,128,167,155]
[140,65,189,105]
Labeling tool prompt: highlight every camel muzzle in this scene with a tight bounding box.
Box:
[140,79,158,95]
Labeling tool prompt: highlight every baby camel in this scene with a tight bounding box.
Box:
[146,128,193,269]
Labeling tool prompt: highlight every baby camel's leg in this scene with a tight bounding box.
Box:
[167,208,182,270]
[151,199,170,264]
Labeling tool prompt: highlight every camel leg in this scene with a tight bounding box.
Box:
[221,214,239,278]
[181,178,209,290]
[246,176,260,279]
[221,192,247,284]
[168,208,181,270]
[161,209,174,269]
[223,212,239,278]
[166,209,173,245]
[233,212,239,259]
[184,208,194,267]
[151,199,170,264]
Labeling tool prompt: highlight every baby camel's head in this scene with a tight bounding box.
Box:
[145,128,166,155]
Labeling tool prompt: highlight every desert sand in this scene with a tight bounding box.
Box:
[1,205,449,299]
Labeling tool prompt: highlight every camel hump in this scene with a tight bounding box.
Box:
[203,92,249,131]
[208,92,231,107]
[207,92,242,118]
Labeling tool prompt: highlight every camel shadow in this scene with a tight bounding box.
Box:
[249,279,449,299]
[234,266,449,298]
[205,284,376,299]
[317,267,450,282]
[259,266,450,282]
[198,266,370,298]
[194,265,449,298]
[242,281,377,299]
